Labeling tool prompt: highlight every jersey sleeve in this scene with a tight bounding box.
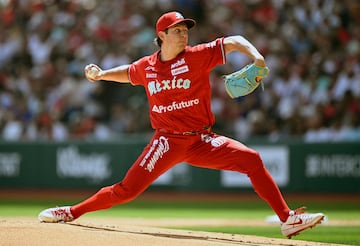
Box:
[191,37,226,71]
[128,58,146,86]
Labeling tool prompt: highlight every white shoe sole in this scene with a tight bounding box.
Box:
[284,214,324,239]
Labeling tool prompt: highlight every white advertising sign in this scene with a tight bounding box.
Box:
[221,146,289,187]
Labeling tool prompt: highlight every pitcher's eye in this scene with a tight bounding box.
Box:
[172,29,188,35]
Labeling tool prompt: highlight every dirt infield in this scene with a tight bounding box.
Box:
[1,190,358,245]
[1,217,343,246]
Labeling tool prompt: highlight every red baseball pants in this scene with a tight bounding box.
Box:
[71,131,291,222]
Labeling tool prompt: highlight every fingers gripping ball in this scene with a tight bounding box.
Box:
[87,67,99,80]
[223,64,269,98]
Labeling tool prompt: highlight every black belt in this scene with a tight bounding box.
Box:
[158,126,211,135]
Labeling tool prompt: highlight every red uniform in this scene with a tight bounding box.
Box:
[71,38,290,222]
[39,13,324,237]
[128,38,224,132]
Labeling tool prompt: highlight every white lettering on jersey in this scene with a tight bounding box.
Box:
[148,77,191,96]
[205,40,217,48]
[171,65,189,76]
[148,80,163,95]
[171,58,186,69]
[146,73,157,78]
[152,99,200,113]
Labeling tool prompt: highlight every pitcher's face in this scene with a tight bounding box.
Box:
[163,23,189,51]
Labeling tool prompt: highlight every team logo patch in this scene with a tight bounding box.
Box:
[175,12,184,19]
[211,136,227,147]
[145,66,156,71]
[171,65,189,76]
[146,73,157,78]
[171,58,186,69]
[201,134,227,148]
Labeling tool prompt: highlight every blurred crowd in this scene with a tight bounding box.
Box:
[0,0,359,142]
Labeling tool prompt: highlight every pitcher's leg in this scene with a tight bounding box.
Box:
[71,172,150,219]
[246,153,291,222]
[71,134,180,219]
[187,134,290,222]
[71,184,123,219]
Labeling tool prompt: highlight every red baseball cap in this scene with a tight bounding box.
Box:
[156,11,196,35]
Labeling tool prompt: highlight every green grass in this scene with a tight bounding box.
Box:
[177,226,360,245]
[0,198,359,245]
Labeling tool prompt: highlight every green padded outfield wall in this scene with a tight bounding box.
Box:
[0,141,143,188]
[289,143,360,192]
[0,141,359,192]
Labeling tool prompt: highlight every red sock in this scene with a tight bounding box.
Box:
[71,185,122,219]
[249,165,290,222]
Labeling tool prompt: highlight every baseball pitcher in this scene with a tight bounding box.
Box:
[39,11,324,238]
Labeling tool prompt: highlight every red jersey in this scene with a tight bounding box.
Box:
[128,38,226,132]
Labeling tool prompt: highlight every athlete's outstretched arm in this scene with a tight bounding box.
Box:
[84,64,131,83]
[223,36,266,67]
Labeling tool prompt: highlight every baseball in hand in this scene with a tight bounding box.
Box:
[88,67,99,79]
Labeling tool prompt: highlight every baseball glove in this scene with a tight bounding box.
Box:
[223,64,269,98]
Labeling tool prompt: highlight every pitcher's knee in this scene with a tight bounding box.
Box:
[240,150,265,175]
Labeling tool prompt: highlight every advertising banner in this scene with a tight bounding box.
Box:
[0,141,359,192]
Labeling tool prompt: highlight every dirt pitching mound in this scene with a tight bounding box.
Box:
[1,217,340,246]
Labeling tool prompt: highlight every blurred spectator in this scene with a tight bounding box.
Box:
[0,0,359,142]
